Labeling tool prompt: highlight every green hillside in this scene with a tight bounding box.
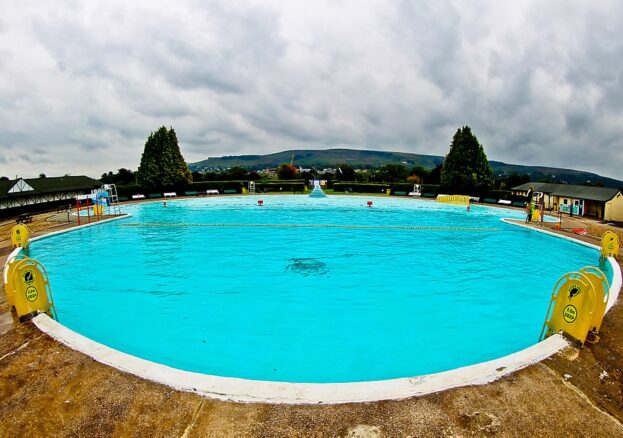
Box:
[190,149,443,170]
[189,148,623,188]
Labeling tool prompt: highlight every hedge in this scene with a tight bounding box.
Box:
[114,181,245,196]
[332,182,441,195]
[332,183,390,193]
[255,182,305,193]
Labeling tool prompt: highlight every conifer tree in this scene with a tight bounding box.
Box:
[137,126,192,188]
[440,126,493,194]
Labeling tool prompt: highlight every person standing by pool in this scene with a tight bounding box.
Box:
[525,186,534,223]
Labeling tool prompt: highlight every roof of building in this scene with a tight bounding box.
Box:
[0,176,101,199]
[512,182,620,202]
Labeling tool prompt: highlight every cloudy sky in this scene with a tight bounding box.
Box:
[1,0,622,179]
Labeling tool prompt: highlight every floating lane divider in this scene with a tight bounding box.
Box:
[118,223,500,232]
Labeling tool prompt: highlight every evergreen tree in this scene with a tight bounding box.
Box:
[440,126,493,194]
[427,164,443,184]
[137,126,192,188]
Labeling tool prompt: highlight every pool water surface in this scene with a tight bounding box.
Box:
[28,196,608,383]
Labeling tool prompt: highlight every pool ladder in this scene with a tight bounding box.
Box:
[103,184,122,215]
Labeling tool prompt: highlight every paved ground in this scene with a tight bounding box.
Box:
[0,208,622,437]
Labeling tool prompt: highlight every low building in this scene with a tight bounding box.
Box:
[511,182,623,222]
[0,176,101,217]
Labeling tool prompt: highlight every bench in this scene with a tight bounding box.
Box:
[16,213,33,224]
[393,191,407,196]
[206,189,219,195]
[511,201,526,208]
[163,192,177,198]
[148,193,162,199]
[223,189,237,194]
[422,193,436,198]
[132,194,146,200]
[184,191,198,196]
[483,198,498,204]
[497,199,512,205]
[118,196,129,202]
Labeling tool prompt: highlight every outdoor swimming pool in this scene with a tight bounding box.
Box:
[29,196,611,383]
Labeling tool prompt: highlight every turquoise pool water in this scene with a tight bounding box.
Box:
[29,196,609,383]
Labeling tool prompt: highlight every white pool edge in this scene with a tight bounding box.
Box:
[33,314,569,404]
[17,214,621,404]
[29,214,132,243]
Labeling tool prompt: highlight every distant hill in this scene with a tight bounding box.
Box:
[189,148,623,188]
[190,149,443,170]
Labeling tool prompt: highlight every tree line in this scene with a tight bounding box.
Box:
[99,125,533,195]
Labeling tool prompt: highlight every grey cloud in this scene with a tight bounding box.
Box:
[0,0,622,180]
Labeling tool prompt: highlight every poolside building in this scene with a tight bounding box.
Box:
[511,182,623,222]
[0,175,101,217]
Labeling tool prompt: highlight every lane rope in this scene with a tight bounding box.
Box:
[118,223,499,232]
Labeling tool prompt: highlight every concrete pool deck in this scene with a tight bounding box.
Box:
[1,208,623,436]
